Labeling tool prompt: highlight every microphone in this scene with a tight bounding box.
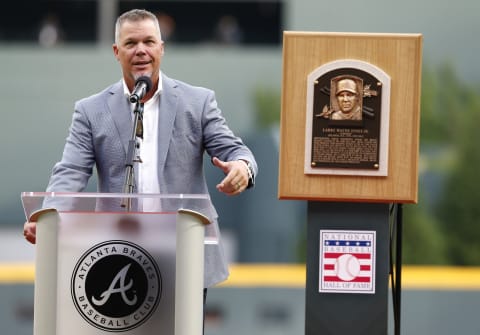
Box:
[129,76,153,103]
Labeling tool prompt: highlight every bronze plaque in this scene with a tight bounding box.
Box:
[305,60,391,176]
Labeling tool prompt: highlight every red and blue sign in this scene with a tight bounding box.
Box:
[319,230,376,294]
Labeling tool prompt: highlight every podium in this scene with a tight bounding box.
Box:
[22,192,216,335]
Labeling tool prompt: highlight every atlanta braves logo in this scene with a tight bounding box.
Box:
[71,240,161,331]
[92,263,138,306]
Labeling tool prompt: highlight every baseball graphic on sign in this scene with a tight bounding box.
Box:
[335,254,361,281]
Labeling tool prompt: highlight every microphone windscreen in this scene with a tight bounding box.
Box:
[136,76,153,92]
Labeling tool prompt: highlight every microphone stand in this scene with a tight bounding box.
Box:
[120,101,144,210]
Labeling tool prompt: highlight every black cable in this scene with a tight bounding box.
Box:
[395,204,403,335]
[389,204,398,333]
[389,203,403,335]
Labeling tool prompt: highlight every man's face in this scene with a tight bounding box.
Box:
[336,91,358,113]
[112,18,164,90]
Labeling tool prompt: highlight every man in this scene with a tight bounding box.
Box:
[23,9,257,288]
[331,77,362,120]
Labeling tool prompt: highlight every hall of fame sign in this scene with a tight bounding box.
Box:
[305,60,391,176]
[319,230,376,294]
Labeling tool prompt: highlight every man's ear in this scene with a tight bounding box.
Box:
[112,44,120,61]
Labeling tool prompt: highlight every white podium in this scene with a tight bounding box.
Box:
[22,192,215,335]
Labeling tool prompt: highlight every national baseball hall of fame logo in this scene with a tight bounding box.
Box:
[71,240,162,332]
[319,230,376,294]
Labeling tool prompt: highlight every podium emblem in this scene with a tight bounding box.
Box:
[71,240,162,331]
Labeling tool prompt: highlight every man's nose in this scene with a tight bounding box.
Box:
[135,43,147,54]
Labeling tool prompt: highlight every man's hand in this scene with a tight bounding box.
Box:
[23,221,37,244]
[213,157,249,195]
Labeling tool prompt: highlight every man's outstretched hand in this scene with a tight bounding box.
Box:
[213,157,249,196]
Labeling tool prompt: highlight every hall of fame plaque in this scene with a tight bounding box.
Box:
[305,60,391,176]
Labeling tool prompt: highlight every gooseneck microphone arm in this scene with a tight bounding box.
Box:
[120,76,153,210]
[121,101,144,210]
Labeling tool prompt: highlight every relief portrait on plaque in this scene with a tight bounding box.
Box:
[330,76,363,121]
[305,60,391,176]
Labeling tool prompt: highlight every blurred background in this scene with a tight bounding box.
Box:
[1,0,480,334]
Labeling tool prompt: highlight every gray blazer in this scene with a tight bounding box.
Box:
[46,73,258,287]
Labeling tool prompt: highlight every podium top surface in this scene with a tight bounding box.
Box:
[22,191,210,199]
[21,192,212,221]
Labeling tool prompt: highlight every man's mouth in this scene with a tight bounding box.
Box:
[133,61,151,66]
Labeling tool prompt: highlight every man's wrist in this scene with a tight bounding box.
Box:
[239,160,255,189]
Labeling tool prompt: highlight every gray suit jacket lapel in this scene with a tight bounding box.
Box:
[157,74,178,170]
[107,81,132,155]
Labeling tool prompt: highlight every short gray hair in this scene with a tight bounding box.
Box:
[114,9,162,44]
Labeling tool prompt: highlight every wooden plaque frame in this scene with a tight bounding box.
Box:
[278,32,422,203]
